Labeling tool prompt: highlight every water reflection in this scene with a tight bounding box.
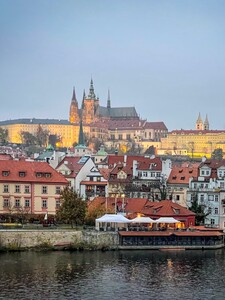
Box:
[0,250,224,299]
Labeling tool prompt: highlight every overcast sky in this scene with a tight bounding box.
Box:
[1,0,225,131]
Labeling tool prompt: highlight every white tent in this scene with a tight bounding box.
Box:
[155,217,180,223]
[131,217,156,223]
[95,214,131,231]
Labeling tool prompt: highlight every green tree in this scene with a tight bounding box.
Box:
[48,134,61,148]
[21,131,37,146]
[211,148,223,160]
[56,187,87,228]
[144,145,155,156]
[189,193,209,225]
[85,203,114,226]
[0,128,8,144]
[36,125,49,147]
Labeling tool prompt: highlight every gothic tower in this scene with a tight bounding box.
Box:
[204,114,209,130]
[82,79,97,124]
[196,113,203,130]
[69,87,80,124]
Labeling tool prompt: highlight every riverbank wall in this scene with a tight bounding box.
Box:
[0,230,119,251]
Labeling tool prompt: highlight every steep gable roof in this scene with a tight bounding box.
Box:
[0,160,68,184]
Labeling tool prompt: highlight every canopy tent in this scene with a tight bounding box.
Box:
[95,214,131,231]
[154,217,180,223]
[131,217,156,223]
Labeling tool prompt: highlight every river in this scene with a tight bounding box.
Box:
[0,249,224,300]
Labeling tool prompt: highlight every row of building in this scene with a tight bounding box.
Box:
[0,148,225,230]
[1,80,224,158]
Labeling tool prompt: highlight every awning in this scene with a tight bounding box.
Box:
[154,217,180,223]
[131,217,156,223]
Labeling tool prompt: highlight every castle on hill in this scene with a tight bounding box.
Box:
[0,79,168,149]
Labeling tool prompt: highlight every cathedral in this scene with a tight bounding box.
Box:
[69,79,139,125]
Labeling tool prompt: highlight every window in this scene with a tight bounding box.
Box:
[56,199,60,209]
[97,177,101,182]
[45,173,51,178]
[36,172,42,177]
[55,186,61,194]
[215,208,218,214]
[151,172,155,177]
[208,207,212,214]
[19,172,25,177]
[25,199,30,207]
[200,194,204,203]
[15,185,20,193]
[118,134,123,140]
[42,199,47,208]
[3,185,9,193]
[220,182,224,189]
[176,195,180,201]
[215,195,219,202]
[208,195,214,201]
[15,199,20,207]
[42,186,48,194]
[210,219,215,225]
[143,172,147,177]
[24,185,30,193]
[126,134,131,140]
[3,199,9,207]
[2,171,9,177]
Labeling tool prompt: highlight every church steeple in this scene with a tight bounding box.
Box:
[72,86,78,104]
[107,89,111,109]
[88,78,96,99]
[204,114,209,130]
[196,113,203,130]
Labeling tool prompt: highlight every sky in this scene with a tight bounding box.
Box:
[1,0,225,131]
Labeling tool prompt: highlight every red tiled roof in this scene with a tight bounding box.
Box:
[170,130,225,134]
[98,168,110,180]
[107,155,162,169]
[0,160,68,184]
[144,122,167,130]
[141,200,195,217]
[167,165,199,184]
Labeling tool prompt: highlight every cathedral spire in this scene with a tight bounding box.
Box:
[107,89,111,109]
[72,86,78,104]
[88,78,96,99]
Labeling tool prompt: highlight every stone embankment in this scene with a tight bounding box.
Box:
[0,230,119,251]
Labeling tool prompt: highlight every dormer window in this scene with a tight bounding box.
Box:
[36,172,42,178]
[2,171,9,177]
[19,172,26,177]
[45,173,51,178]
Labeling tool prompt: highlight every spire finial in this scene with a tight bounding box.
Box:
[88,78,96,99]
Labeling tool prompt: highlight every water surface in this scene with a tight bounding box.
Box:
[0,250,224,300]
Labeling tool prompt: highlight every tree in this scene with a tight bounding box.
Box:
[21,131,37,146]
[36,125,49,147]
[0,128,8,144]
[85,203,113,226]
[211,148,223,160]
[189,193,209,225]
[144,145,155,156]
[56,187,87,228]
[48,134,61,148]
